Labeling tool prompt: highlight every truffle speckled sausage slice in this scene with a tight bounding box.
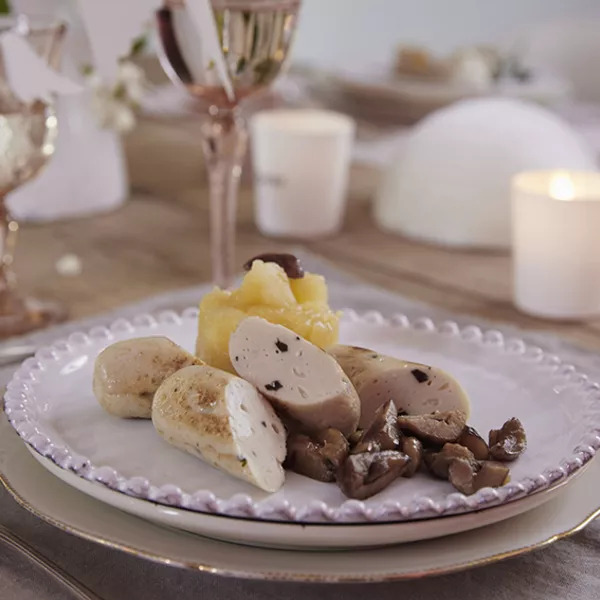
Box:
[229,317,360,437]
[93,336,204,419]
[328,345,470,429]
[152,365,287,493]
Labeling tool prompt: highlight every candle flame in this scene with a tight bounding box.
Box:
[549,172,576,201]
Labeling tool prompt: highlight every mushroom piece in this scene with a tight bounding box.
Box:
[348,430,363,446]
[458,426,489,460]
[489,417,527,461]
[475,461,511,489]
[448,459,510,495]
[397,410,467,445]
[424,443,476,479]
[337,451,411,500]
[401,437,423,477]
[352,399,401,454]
[286,429,349,482]
[447,458,475,494]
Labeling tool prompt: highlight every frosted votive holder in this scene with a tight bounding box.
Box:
[250,109,355,238]
[512,170,600,319]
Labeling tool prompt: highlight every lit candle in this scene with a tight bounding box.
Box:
[512,170,600,319]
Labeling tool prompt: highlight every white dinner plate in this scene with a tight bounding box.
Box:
[4,309,600,549]
[1,416,599,582]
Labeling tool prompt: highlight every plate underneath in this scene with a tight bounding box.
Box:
[32,448,584,549]
[1,419,599,581]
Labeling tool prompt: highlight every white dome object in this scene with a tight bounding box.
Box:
[374,98,595,248]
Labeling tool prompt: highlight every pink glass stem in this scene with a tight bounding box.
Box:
[200,107,248,289]
[0,196,20,313]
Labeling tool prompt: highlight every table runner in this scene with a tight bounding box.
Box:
[1,251,599,600]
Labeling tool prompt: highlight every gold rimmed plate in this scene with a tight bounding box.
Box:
[1,416,599,582]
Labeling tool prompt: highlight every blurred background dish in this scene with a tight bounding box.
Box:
[305,63,571,126]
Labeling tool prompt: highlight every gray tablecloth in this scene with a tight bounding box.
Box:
[1,251,599,600]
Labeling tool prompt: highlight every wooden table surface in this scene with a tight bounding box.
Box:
[12,146,600,352]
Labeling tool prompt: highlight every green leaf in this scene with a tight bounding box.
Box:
[129,34,147,57]
[0,0,10,15]
[113,82,127,100]
[81,63,94,76]
[214,11,225,46]
[250,22,259,58]
[253,58,279,85]
[235,56,247,75]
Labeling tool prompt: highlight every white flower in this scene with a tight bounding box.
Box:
[116,60,146,105]
[90,88,136,133]
[110,102,136,132]
[85,71,104,90]
[83,59,147,133]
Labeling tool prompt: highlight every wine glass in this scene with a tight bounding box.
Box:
[156,0,301,288]
[0,16,67,338]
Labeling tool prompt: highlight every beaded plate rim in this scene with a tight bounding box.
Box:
[4,308,600,524]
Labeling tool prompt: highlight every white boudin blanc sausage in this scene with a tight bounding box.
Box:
[328,345,471,429]
[93,337,203,419]
[229,317,360,437]
[152,365,287,493]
